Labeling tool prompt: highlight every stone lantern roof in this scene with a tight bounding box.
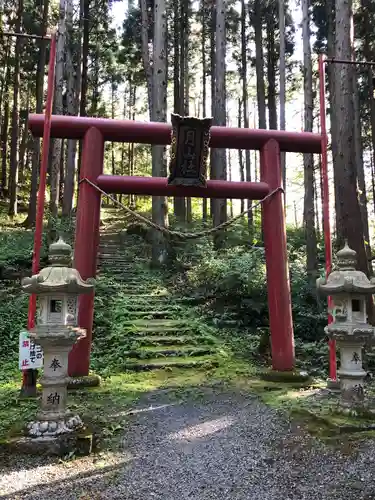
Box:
[21,237,95,295]
[316,242,375,296]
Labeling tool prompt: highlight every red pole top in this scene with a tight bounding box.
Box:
[95,175,270,200]
[29,114,322,154]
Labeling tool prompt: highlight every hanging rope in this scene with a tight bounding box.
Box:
[78,177,283,241]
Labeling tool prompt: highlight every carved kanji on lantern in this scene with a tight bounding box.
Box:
[168,114,212,187]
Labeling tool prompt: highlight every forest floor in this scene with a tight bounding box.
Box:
[1,380,375,500]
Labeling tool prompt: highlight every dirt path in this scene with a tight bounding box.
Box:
[1,388,375,500]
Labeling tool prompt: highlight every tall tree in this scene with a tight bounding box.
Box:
[250,0,266,129]
[241,0,252,230]
[183,0,192,223]
[238,98,245,213]
[173,0,187,220]
[63,0,82,216]
[80,0,90,118]
[209,0,216,219]
[211,0,227,248]
[313,0,340,231]
[266,3,277,130]
[201,0,208,221]
[334,0,369,275]
[279,0,286,192]
[18,93,29,186]
[25,0,49,227]
[8,0,23,217]
[352,67,371,260]
[50,0,66,218]
[302,0,317,279]
[0,57,11,198]
[151,0,169,264]
[140,0,153,115]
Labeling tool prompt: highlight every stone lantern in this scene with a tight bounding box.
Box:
[317,242,375,404]
[21,237,95,439]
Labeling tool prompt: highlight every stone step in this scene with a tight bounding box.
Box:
[125,326,193,336]
[97,268,138,275]
[98,253,129,258]
[125,345,216,359]
[123,304,184,312]
[123,355,219,371]
[99,240,123,245]
[119,285,161,291]
[123,311,180,320]
[100,232,123,238]
[99,242,123,248]
[98,258,132,264]
[127,335,216,346]
[98,262,130,266]
[123,294,197,303]
[118,286,158,293]
[123,318,187,327]
[98,248,124,253]
[97,264,134,271]
[97,260,144,267]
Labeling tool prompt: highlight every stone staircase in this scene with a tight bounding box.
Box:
[96,227,220,371]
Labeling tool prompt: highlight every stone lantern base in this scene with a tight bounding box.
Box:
[26,325,86,441]
[333,334,373,406]
[27,414,84,438]
[2,428,94,457]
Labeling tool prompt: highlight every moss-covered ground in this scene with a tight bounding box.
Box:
[3,355,375,454]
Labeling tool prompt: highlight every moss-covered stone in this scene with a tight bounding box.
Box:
[258,369,312,384]
[68,374,101,390]
[0,427,94,457]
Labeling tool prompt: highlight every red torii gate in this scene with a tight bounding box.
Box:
[29,114,322,375]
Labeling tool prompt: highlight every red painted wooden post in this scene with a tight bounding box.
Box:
[22,33,56,397]
[260,139,295,371]
[68,127,104,377]
[318,54,337,381]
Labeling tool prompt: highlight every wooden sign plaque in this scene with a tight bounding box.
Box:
[168,114,212,187]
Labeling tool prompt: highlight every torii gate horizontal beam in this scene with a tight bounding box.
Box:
[28,114,322,154]
[96,175,270,199]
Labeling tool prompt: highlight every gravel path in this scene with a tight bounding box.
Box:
[1,387,375,500]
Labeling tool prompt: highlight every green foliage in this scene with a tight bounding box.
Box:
[46,212,76,245]
[178,228,326,344]
[0,287,28,362]
[0,229,34,267]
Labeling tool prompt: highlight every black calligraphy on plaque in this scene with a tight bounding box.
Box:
[29,340,36,364]
[351,352,360,364]
[47,392,61,405]
[180,127,198,177]
[50,358,62,371]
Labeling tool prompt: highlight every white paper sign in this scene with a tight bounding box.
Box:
[19,331,44,370]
